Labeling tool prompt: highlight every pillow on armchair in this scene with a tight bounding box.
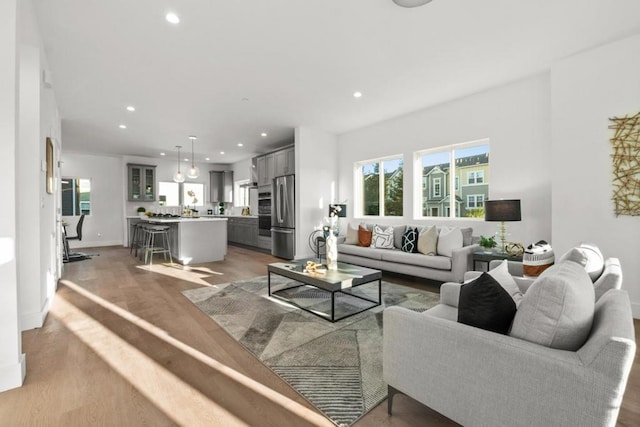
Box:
[457,272,517,335]
[510,260,595,351]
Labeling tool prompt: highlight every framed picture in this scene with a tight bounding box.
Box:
[46,137,53,194]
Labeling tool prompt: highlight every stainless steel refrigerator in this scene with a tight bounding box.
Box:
[271,174,295,259]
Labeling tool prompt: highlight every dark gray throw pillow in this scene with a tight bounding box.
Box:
[457,272,517,335]
[401,227,418,253]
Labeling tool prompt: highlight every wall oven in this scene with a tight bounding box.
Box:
[258,189,272,236]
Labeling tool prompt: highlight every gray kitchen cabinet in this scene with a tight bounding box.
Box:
[128,163,156,201]
[227,217,258,247]
[257,153,274,187]
[274,146,295,177]
[210,170,234,203]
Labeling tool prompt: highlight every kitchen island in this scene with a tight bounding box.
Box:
[127,216,228,265]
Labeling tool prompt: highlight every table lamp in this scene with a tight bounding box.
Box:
[484,199,521,254]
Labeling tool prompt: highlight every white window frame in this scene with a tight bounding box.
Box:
[467,194,485,209]
[467,170,484,185]
[354,154,404,218]
[432,177,441,197]
[414,138,489,219]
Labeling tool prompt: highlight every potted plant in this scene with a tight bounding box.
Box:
[137,206,146,218]
[479,235,497,253]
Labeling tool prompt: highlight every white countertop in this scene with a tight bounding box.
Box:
[126,216,228,223]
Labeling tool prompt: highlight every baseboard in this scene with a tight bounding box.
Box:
[0,353,26,392]
[69,240,122,249]
[631,302,640,320]
[20,297,50,331]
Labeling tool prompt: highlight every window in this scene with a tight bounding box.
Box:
[356,156,403,217]
[467,194,485,208]
[62,177,91,216]
[433,178,441,197]
[416,140,489,218]
[182,182,204,207]
[235,179,250,206]
[467,170,484,185]
[158,181,180,206]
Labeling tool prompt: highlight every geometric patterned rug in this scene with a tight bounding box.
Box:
[182,276,440,426]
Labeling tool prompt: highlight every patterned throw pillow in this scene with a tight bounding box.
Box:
[401,227,418,253]
[371,225,394,249]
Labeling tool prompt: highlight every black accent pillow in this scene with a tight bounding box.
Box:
[457,272,517,335]
[401,227,418,253]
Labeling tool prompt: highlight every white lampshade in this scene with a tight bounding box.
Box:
[173,170,185,183]
[187,135,199,178]
[187,165,200,179]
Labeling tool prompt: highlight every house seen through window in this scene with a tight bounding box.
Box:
[416,140,489,218]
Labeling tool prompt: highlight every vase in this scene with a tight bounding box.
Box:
[326,232,338,270]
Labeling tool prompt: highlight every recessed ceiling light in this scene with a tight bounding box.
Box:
[205,157,210,161]
[126,106,135,112]
[237,143,243,147]
[220,151,225,155]
[260,132,267,137]
[119,124,127,129]
[166,13,180,24]
[184,158,189,162]
[160,152,165,156]
[353,91,363,98]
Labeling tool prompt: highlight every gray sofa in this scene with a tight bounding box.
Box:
[337,225,478,283]
[383,254,635,426]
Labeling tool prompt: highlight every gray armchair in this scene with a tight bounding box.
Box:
[383,258,635,426]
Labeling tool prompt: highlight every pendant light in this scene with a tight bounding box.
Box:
[173,145,185,183]
[187,135,200,179]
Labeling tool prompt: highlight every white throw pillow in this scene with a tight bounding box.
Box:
[371,225,394,249]
[344,223,359,245]
[437,227,463,257]
[417,225,438,255]
[488,260,523,306]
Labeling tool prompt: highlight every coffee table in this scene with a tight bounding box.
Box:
[267,259,382,322]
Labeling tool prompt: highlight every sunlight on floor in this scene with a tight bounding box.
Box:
[56,279,332,427]
[135,262,223,287]
[51,296,247,426]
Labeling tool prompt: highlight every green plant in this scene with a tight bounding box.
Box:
[479,235,497,249]
[136,206,146,213]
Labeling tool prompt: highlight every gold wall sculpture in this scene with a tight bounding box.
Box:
[609,112,640,216]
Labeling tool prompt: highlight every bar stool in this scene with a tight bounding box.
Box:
[144,225,173,266]
[130,222,146,257]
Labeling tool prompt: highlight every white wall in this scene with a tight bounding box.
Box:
[0,0,25,392]
[62,153,125,248]
[16,0,61,331]
[551,34,640,317]
[295,127,339,259]
[337,73,552,247]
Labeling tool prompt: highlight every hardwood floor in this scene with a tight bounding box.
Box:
[0,245,638,426]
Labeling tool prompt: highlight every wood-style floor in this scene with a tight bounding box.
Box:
[0,245,638,426]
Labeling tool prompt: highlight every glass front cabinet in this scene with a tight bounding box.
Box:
[128,163,157,201]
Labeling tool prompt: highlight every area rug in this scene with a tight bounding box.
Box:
[182,276,440,426]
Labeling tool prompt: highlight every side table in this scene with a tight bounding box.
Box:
[473,251,523,272]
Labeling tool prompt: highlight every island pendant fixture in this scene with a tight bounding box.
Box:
[187,136,199,179]
[173,145,185,183]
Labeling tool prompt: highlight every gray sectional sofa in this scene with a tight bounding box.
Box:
[337,224,478,283]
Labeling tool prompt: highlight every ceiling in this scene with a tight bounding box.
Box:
[32,0,640,164]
